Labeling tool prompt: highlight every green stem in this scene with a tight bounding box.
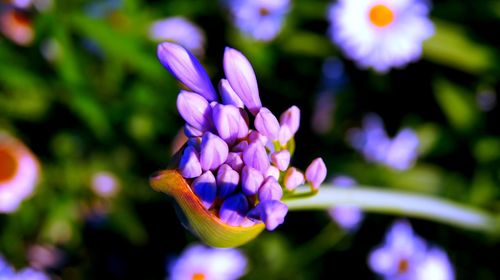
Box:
[284,185,500,234]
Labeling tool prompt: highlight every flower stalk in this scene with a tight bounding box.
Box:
[284,185,500,234]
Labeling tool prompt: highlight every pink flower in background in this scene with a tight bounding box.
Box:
[0,134,40,213]
[91,171,120,198]
[167,244,247,280]
[328,0,434,72]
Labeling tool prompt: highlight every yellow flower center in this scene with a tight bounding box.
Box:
[192,273,206,280]
[397,258,409,274]
[369,4,395,27]
[0,147,18,183]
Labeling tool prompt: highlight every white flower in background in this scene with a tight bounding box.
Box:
[0,134,40,213]
[149,17,206,56]
[328,0,434,72]
[167,244,247,280]
[369,220,454,280]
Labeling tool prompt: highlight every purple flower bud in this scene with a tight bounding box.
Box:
[265,165,280,181]
[219,79,244,108]
[278,126,293,145]
[248,200,288,231]
[191,171,217,209]
[280,105,300,135]
[219,193,249,226]
[226,152,244,172]
[255,108,280,140]
[248,130,268,145]
[200,132,229,171]
[212,104,249,145]
[243,142,270,174]
[284,167,304,191]
[184,124,203,137]
[241,166,264,196]
[157,42,218,102]
[178,145,202,178]
[186,137,201,150]
[232,140,248,153]
[217,164,240,198]
[271,150,290,171]
[223,47,262,115]
[305,158,327,190]
[177,90,212,131]
[258,177,283,201]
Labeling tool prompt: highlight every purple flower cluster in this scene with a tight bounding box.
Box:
[0,255,49,280]
[157,42,327,230]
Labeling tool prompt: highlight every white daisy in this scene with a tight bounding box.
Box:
[328,0,434,72]
[0,134,40,213]
[167,244,247,280]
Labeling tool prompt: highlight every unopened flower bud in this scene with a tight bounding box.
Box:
[219,79,244,108]
[305,158,327,190]
[265,165,280,181]
[248,200,288,231]
[271,150,290,171]
[223,47,262,115]
[212,104,249,144]
[179,145,202,178]
[278,126,293,145]
[258,177,283,201]
[241,166,264,196]
[177,90,212,131]
[243,142,270,174]
[184,124,203,137]
[157,42,218,101]
[226,152,244,172]
[192,171,217,209]
[280,105,300,135]
[284,167,304,191]
[254,107,280,140]
[248,130,268,146]
[200,132,228,171]
[232,140,248,153]
[219,193,249,226]
[217,164,240,199]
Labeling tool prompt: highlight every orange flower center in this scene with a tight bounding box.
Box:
[0,147,18,183]
[369,4,394,27]
[192,273,206,280]
[397,258,409,274]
